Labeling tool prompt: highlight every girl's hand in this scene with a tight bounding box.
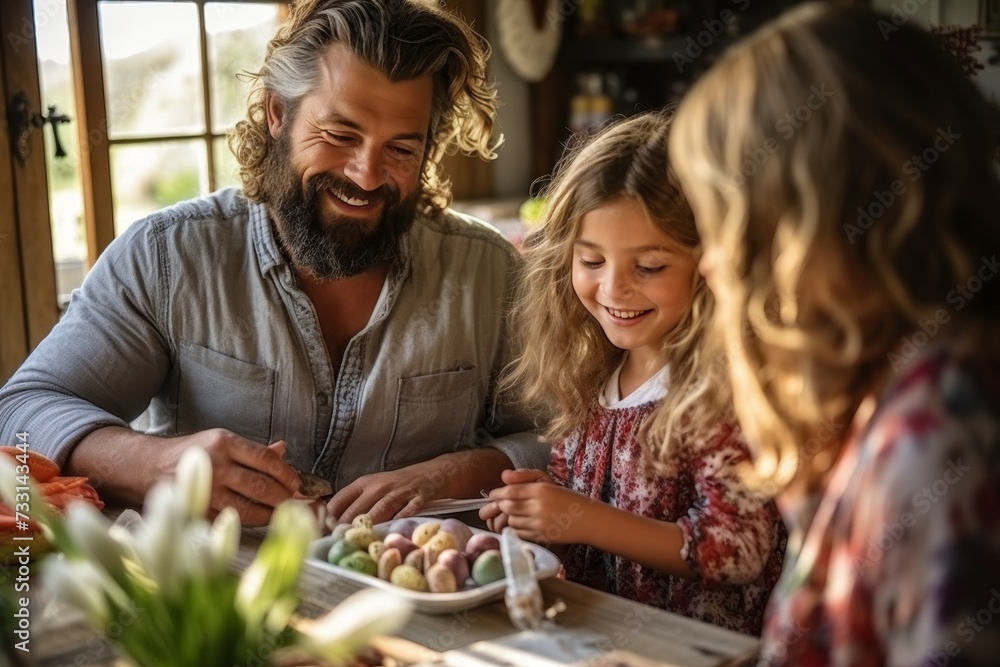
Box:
[488,481,590,546]
[479,468,556,532]
[479,500,508,533]
[500,468,554,485]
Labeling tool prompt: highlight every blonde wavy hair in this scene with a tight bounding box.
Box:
[504,112,732,463]
[670,2,1000,492]
[228,0,499,217]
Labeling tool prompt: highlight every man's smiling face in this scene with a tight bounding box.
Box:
[262,43,434,279]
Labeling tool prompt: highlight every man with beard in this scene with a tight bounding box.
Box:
[0,0,546,525]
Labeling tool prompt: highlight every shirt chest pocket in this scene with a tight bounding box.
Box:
[381,367,477,471]
[176,342,275,444]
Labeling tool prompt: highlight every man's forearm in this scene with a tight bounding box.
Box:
[434,447,511,499]
[67,425,175,506]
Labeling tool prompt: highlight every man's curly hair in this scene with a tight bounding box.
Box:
[228,0,499,217]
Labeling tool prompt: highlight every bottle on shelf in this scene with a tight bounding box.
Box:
[574,0,612,39]
[569,72,615,133]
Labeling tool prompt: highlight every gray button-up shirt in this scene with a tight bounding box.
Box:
[0,188,546,488]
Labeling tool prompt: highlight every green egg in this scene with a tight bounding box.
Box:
[326,539,356,566]
[471,549,505,586]
[338,551,378,577]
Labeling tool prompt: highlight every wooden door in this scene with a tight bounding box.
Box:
[0,0,59,383]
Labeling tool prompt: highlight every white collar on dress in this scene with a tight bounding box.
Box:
[599,357,670,409]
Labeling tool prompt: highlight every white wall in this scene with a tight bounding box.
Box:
[485,0,534,200]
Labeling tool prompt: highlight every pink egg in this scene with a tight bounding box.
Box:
[436,549,471,587]
[439,518,474,551]
[383,532,418,559]
[464,532,501,562]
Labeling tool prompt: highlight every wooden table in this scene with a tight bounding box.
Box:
[30,525,759,667]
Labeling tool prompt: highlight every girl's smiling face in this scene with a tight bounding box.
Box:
[572,196,698,369]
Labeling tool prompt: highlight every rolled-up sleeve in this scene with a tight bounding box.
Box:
[486,431,549,471]
[676,425,784,585]
[0,219,171,467]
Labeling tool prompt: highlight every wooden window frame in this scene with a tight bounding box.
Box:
[68,0,293,267]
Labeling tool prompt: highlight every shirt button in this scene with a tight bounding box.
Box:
[318,393,329,406]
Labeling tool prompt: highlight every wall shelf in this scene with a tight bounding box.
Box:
[526,0,807,181]
[562,35,694,65]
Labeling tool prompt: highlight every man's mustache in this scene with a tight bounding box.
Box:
[307,175,396,205]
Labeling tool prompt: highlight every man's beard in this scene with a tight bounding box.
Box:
[260,133,419,280]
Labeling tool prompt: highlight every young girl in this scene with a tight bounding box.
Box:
[481,112,786,636]
[669,3,1000,663]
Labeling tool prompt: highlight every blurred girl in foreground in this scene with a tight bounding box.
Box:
[670,3,1000,664]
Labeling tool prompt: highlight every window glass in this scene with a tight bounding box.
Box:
[213,136,241,190]
[206,3,282,133]
[35,0,86,303]
[99,2,205,138]
[111,140,208,235]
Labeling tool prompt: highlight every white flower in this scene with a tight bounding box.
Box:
[0,456,46,521]
[179,521,211,581]
[208,507,241,575]
[236,501,318,628]
[42,558,113,625]
[63,503,128,587]
[174,447,212,520]
[0,455,18,508]
[27,447,396,667]
[134,482,186,593]
[294,589,413,664]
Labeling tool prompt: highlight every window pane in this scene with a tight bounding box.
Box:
[111,140,208,235]
[206,3,283,133]
[213,136,241,190]
[35,0,87,303]
[99,2,205,139]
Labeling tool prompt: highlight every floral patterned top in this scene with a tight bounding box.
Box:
[548,366,787,636]
[760,345,1000,665]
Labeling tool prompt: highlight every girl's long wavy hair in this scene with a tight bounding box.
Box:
[670,2,1000,492]
[228,0,499,217]
[504,112,732,463]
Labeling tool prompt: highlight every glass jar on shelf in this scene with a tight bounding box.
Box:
[569,72,615,133]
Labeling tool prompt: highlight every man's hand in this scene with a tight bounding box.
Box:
[325,464,435,525]
[68,425,301,527]
[171,429,301,525]
[479,468,552,532]
[486,471,590,545]
[327,448,513,525]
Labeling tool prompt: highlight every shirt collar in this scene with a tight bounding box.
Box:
[250,200,284,277]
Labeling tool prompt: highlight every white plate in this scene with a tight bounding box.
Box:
[306,518,560,614]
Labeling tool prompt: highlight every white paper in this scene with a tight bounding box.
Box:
[413,497,491,517]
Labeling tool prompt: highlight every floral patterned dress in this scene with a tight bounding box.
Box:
[548,364,787,636]
[760,345,1000,666]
